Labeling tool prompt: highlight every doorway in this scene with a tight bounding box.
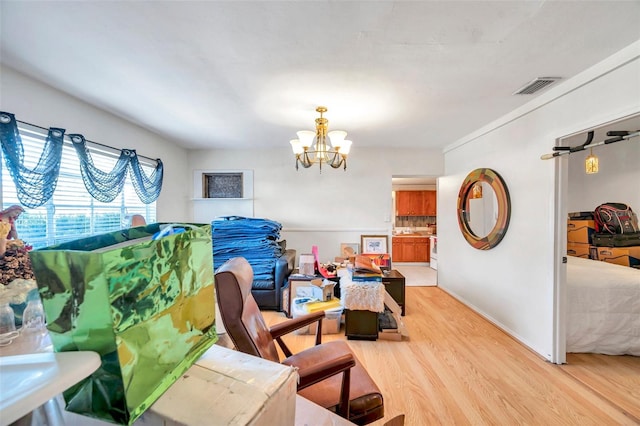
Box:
[391,175,439,286]
[553,113,640,418]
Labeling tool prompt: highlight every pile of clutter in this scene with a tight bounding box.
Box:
[0,205,40,334]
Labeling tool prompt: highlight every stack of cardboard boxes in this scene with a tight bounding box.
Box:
[567,214,640,268]
[567,217,595,259]
[594,245,640,268]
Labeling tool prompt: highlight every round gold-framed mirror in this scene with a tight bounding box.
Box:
[457,168,511,250]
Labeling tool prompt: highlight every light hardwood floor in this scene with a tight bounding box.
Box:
[258,286,639,425]
[561,353,640,421]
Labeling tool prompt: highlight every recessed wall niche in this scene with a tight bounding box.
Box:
[193,169,254,200]
[203,172,243,198]
[192,170,254,222]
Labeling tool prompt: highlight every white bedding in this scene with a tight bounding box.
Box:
[567,256,640,356]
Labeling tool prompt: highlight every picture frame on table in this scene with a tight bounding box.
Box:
[360,235,388,254]
[340,243,359,257]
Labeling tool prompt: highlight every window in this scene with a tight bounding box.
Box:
[1,126,156,248]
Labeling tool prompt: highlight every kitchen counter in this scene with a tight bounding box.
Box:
[392,232,434,238]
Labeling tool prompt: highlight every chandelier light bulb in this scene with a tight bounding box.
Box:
[339,140,352,155]
[328,130,347,149]
[290,139,304,154]
[296,130,315,148]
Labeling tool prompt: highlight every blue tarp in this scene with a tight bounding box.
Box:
[212,216,284,281]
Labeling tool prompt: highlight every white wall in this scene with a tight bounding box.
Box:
[188,147,444,263]
[0,65,190,222]
[438,41,640,360]
[0,64,445,262]
[567,140,640,213]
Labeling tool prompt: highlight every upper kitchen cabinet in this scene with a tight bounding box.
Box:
[396,191,422,215]
[396,191,436,216]
[423,190,437,216]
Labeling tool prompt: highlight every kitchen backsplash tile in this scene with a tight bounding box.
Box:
[395,216,436,228]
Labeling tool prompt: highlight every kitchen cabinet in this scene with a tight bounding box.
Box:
[395,191,436,216]
[392,236,430,262]
[423,190,437,216]
[392,239,402,260]
[396,191,422,216]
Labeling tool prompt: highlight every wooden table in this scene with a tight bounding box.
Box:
[344,270,406,340]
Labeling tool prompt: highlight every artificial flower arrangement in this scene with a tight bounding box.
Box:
[0,207,38,327]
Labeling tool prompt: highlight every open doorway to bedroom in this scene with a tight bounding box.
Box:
[554,112,640,418]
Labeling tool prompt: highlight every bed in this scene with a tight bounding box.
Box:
[567,256,640,356]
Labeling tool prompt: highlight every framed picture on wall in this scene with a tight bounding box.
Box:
[360,235,388,254]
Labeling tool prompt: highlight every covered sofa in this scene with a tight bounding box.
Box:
[212,216,295,310]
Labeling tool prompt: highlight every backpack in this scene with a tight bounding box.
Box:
[594,203,638,234]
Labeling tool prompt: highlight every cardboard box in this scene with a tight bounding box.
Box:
[378,331,402,341]
[567,219,595,244]
[296,395,356,425]
[304,278,336,302]
[291,299,343,335]
[594,246,640,268]
[295,279,336,302]
[288,278,315,304]
[308,307,343,335]
[284,276,333,318]
[138,345,297,425]
[567,242,592,259]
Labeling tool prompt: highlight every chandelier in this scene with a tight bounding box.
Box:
[289,106,352,172]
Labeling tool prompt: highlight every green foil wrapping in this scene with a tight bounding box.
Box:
[29,223,218,425]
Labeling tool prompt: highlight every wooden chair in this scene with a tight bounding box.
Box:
[214,257,385,425]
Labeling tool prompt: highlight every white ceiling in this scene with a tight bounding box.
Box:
[1,1,639,151]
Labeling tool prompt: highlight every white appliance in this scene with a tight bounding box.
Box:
[429,236,437,270]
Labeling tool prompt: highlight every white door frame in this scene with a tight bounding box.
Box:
[552,147,568,364]
[551,111,640,364]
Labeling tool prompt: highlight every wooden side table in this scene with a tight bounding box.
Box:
[344,270,406,340]
[345,309,379,340]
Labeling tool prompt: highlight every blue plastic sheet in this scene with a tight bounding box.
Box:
[212,217,284,280]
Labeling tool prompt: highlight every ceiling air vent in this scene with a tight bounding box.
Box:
[513,77,561,95]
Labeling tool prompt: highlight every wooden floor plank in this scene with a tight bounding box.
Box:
[255,286,639,425]
[561,353,640,421]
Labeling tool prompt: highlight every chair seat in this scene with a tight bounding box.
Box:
[288,341,384,424]
[252,279,275,290]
